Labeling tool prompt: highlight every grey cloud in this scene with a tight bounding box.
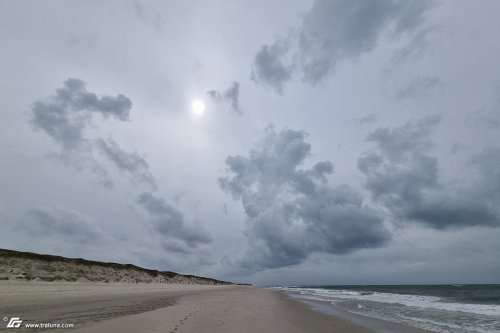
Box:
[469,147,500,202]
[31,78,131,149]
[465,90,500,130]
[31,100,88,150]
[357,113,378,125]
[299,0,433,84]
[137,192,212,248]
[312,160,334,179]
[97,138,157,189]
[162,240,192,254]
[467,110,500,130]
[359,117,500,229]
[251,39,295,94]
[131,0,164,33]
[252,0,433,92]
[450,142,468,155]
[48,149,114,189]
[365,116,439,160]
[207,82,242,114]
[16,206,104,244]
[390,26,435,65]
[405,197,499,229]
[219,127,389,271]
[30,78,156,189]
[396,76,440,100]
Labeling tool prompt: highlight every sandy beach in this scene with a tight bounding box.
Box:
[0,281,375,333]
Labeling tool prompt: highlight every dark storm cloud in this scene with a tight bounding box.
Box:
[358,117,500,229]
[97,139,157,189]
[137,192,212,249]
[219,127,390,271]
[252,0,433,92]
[31,78,131,149]
[16,206,104,244]
[30,78,156,189]
[207,82,242,114]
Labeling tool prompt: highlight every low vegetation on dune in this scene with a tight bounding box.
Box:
[0,248,231,285]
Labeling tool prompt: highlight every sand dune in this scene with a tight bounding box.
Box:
[0,248,229,284]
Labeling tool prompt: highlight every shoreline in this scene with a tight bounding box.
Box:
[0,281,437,332]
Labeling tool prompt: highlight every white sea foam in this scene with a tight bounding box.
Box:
[399,315,493,333]
[284,287,500,317]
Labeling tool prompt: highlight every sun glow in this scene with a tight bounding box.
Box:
[191,100,205,115]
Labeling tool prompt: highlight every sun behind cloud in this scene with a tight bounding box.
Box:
[191,100,205,115]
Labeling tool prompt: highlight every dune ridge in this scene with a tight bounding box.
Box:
[0,248,230,285]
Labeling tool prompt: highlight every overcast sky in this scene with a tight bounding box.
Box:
[1,0,500,285]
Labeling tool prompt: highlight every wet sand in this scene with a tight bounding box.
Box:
[293,297,435,333]
[0,281,432,332]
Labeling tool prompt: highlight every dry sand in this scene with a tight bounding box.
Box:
[0,281,371,333]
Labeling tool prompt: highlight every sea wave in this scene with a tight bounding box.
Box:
[282,287,500,316]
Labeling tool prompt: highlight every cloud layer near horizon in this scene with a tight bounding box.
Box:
[138,192,213,251]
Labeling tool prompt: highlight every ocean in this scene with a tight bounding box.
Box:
[276,284,500,333]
